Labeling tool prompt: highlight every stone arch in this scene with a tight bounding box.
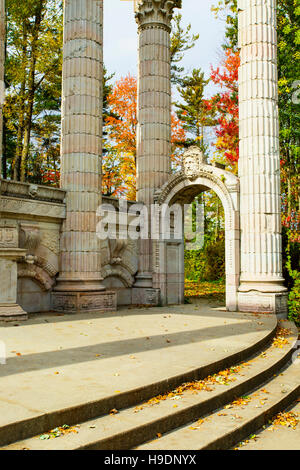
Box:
[18,264,55,292]
[154,165,240,311]
[101,265,135,288]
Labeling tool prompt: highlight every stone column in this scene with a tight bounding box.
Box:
[237,0,288,316]
[134,0,181,293]
[0,0,5,177]
[0,220,27,321]
[53,0,116,313]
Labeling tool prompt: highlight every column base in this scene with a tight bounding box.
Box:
[134,273,153,288]
[54,279,106,292]
[52,291,117,314]
[132,288,161,306]
[238,291,288,318]
[0,304,28,322]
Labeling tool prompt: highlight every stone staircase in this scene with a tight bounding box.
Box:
[1,319,299,450]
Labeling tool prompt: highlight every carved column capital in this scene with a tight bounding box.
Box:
[135,0,181,30]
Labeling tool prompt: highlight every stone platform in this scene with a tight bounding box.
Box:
[0,300,278,447]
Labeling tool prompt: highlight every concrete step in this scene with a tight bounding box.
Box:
[0,310,278,448]
[3,320,297,450]
[137,359,299,450]
[236,400,300,450]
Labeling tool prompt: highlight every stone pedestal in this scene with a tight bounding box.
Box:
[238,291,288,319]
[132,287,160,306]
[52,291,117,314]
[237,0,287,316]
[0,249,28,321]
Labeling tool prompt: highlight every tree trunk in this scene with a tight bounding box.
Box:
[13,25,28,181]
[20,0,45,182]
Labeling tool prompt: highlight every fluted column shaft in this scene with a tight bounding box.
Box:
[137,20,172,204]
[135,0,181,287]
[56,0,104,291]
[238,0,286,294]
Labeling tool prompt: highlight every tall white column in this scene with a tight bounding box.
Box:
[134,0,181,291]
[238,0,287,316]
[53,0,116,313]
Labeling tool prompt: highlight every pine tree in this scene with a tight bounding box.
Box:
[170,14,199,85]
[175,68,216,154]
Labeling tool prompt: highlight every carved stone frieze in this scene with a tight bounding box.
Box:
[52,291,117,313]
[0,220,18,248]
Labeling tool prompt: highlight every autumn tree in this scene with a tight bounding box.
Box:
[104,74,186,199]
[105,74,137,161]
[210,48,240,167]
[4,0,63,183]
[175,68,216,154]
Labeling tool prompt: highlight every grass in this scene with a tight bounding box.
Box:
[185,279,225,302]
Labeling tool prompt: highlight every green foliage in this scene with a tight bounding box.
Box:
[284,230,300,325]
[170,14,199,85]
[211,0,238,51]
[288,277,300,325]
[175,69,216,153]
[185,239,225,282]
[185,191,225,282]
[3,0,63,183]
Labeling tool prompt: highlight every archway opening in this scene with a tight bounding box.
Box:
[154,166,239,311]
[184,189,225,307]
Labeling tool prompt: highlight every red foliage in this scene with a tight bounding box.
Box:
[105,74,186,196]
[42,169,60,187]
[210,49,240,164]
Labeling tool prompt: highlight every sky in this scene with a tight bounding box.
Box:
[103,0,227,98]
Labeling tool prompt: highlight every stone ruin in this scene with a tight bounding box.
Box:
[0,0,288,321]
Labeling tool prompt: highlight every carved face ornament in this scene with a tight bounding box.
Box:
[183,146,205,180]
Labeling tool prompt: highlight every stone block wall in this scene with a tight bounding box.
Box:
[0,180,139,314]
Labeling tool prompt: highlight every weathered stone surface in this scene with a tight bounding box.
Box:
[132,287,161,306]
[153,160,240,310]
[0,249,28,321]
[134,0,181,289]
[52,290,117,313]
[0,0,288,316]
[55,0,116,310]
[0,220,19,248]
[237,0,287,316]
[238,291,288,318]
